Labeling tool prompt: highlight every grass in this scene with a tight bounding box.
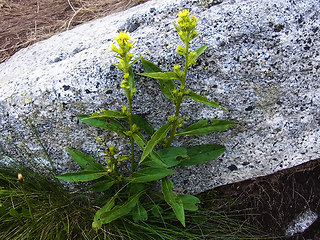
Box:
[0,164,274,240]
[0,120,274,239]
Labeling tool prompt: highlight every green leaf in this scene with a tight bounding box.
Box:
[127,183,148,195]
[77,115,127,136]
[195,45,207,60]
[97,191,144,225]
[93,198,115,229]
[188,45,207,66]
[178,195,200,211]
[90,179,114,192]
[187,91,226,111]
[179,144,226,166]
[141,57,162,73]
[83,110,127,119]
[132,201,148,222]
[161,177,185,227]
[133,133,168,167]
[139,72,179,81]
[139,122,172,164]
[129,56,142,67]
[67,148,104,171]
[176,119,235,136]
[143,147,187,168]
[151,204,164,217]
[132,114,154,135]
[56,171,108,182]
[128,167,176,183]
[141,58,175,100]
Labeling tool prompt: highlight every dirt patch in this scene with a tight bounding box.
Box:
[202,159,320,239]
[0,0,148,63]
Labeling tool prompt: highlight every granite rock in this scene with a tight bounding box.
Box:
[0,0,319,194]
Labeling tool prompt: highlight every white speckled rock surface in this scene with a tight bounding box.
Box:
[0,0,319,194]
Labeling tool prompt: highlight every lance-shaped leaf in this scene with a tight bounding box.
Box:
[188,45,207,66]
[67,147,105,171]
[141,58,175,100]
[179,144,225,166]
[133,132,168,167]
[132,114,154,135]
[132,201,148,222]
[92,198,115,229]
[56,171,109,182]
[97,191,144,225]
[176,119,235,136]
[139,72,179,81]
[187,91,226,111]
[177,195,200,211]
[90,179,115,192]
[143,147,187,168]
[141,57,162,73]
[77,115,127,136]
[139,122,172,164]
[83,110,127,119]
[129,56,142,67]
[128,167,176,183]
[161,177,185,227]
[195,45,207,61]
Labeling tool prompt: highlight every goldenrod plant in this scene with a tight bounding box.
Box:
[57,10,235,229]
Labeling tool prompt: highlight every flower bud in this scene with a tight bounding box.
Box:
[18,173,23,181]
[123,73,129,79]
[176,46,186,55]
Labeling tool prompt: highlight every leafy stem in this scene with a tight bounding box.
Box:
[127,99,136,172]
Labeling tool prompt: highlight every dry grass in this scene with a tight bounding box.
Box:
[0,0,149,63]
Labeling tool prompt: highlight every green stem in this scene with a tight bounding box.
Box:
[128,97,136,172]
[165,101,181,148]
[165,34,190,148]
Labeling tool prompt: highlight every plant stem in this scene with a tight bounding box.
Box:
[128,98,136,172]
[165,34,190,148]
[165,101,181,148]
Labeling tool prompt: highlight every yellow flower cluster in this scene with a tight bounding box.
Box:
[177,9,198,32]
[111,31,136,97]
[175,10,199,44]
[111,31,133,57]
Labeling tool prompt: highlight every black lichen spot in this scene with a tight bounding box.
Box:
[297,15,304,24]
[63,85,70,91]
[304,45,311,51]
[150,7,156,13]
[274,24,285,32]
[245,106,254,111]
[228,164,238,171]
[110,65,116,71]
[126,21,140,33]
[106,90,113,94]
[85,89,91,94]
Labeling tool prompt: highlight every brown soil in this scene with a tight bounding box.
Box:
[0,0,148,63]
[1,1,319,239]
[201,159,320,239]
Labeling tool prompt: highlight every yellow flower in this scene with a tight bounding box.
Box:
[123,73,129,79]
[178,9,189,18]
[18,173,23,181]
[115,31,131,47]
